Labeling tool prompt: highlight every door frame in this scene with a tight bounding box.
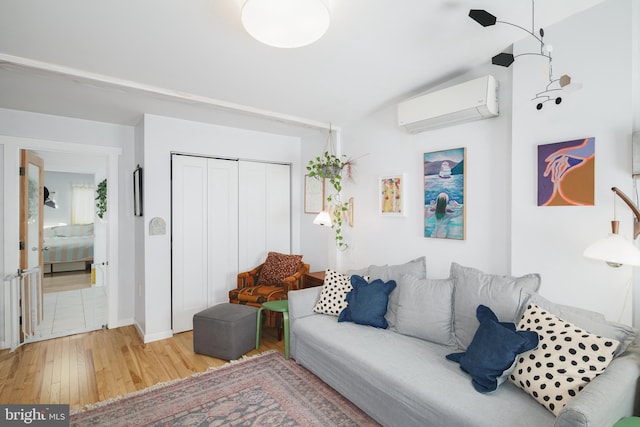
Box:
[2,135,121,349]
[20,150,45,338]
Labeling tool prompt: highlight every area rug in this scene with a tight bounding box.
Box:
[70,350,380,426]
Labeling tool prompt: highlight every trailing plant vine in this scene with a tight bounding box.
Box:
[96,179,107,219]
[306,152,351,251]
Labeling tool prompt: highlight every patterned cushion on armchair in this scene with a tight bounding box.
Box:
[256,252,303,286]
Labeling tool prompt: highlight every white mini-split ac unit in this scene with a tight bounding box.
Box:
[397,75,499,133]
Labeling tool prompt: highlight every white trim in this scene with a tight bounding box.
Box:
[1,134,121,346]
[108,318,134,329]
[143,330,173,344]
[0,53,336,131]
[0,135,122,156]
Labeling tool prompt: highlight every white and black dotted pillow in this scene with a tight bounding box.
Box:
[313,270,369,316]
[509,304,619,415]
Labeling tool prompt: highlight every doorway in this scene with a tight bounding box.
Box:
[2,135,121,350]
[39,167,107,338]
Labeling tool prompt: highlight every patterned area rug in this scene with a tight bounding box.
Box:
[70,350,379,426]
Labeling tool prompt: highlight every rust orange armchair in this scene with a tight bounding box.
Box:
[229,252,309,337]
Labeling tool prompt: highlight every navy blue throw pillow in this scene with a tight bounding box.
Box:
[447,304,538,393]
[338,276,396,329]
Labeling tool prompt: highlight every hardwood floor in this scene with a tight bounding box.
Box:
[43,270,92,294]
[0,324,284,410]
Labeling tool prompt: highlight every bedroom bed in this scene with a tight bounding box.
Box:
[43,223,94,274]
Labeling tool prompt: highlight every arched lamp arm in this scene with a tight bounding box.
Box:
[612,187,640,239]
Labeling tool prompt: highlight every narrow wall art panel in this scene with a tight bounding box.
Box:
[379,174,407,216]
[424,148,465,240]
[537,137,595,206]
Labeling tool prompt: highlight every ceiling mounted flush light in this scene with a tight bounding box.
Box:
[469,0,578,110]
[241,0,330,48]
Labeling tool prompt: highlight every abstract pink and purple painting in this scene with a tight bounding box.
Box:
[537,137,595,206]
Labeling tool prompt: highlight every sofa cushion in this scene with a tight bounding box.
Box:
[313,270,369,316]
[338,276,396,329]
[367,256,426,282]
[366,257,427,330]
[509,303,619,416]
[256,252,303,286]
[447,305,538,393]
[395,274,456,346]
[451,262,541,349]
[521,291,638,357]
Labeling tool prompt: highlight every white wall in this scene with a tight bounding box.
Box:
[42,171,93,227]
[134,120,146,335]
[512,0,636,324]
[338,0,637,325]
[138,114,308,341]
[339,63,512,279]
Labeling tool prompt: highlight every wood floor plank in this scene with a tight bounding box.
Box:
[49,337,64,405]
[0,325,284,410]
[38,340,55,404]
[43,270,91,293]
[67,336,82,409]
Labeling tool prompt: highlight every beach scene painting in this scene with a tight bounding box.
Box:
[424,148,465,240]
[537,137,595,206]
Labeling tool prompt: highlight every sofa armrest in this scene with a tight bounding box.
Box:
[237,264,263,288]
[289,287,322,323]
[554,347,640,427]
[288,287,322,360]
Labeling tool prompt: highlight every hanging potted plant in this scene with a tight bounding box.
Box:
[307,152,352,251]
[96,179,107,219]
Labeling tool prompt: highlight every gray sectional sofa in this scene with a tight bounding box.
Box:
[289,259,640,427]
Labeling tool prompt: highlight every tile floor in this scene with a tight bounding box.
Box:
[38,286,107,339]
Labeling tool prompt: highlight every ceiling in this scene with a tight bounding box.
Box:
[0,0,606,131]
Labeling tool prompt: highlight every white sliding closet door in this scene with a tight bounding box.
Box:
[171,155,238,333]
[238,161,291,272]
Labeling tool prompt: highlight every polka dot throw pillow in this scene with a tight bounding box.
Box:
[313,269,369,316]
[509,304,619,415]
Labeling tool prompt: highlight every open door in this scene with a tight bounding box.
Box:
[19,150,44,338]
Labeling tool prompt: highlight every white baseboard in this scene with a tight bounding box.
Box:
[133,321,173,343]
[108,318,134,329]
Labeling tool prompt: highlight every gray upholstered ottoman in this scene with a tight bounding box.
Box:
[193,303,258,360]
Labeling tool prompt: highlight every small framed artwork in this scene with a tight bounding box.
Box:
[379,174,407,216]
[133,164,143,217]
[304,175,324,214]
[537,137,595,206]
[424,148,466,240]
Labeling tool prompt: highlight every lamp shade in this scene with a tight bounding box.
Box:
[583,234,640,267]
[241,0,330,48]
[313,211,332,227]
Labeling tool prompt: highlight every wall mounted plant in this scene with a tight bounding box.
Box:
[96,179,107,219]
